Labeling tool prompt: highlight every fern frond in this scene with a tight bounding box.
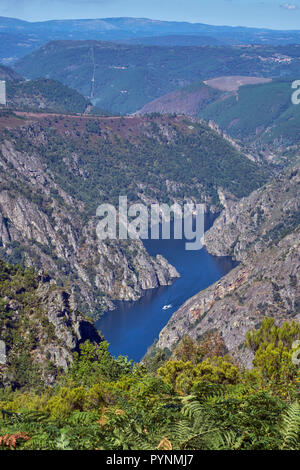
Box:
[68,411,97,425]
[280,402,300,450]
[0,432,30,449]
[56,432,72,450]
[213,430,246,450]
[21,410,51,423]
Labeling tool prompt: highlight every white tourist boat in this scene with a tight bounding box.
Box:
[162,304,172,311]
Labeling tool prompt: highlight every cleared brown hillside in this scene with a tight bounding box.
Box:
[203,75,272,92]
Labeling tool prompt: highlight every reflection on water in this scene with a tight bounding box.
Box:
[96,216,237,362]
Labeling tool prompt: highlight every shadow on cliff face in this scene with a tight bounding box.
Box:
[77,320,103,350]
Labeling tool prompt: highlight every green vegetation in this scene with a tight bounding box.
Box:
[1,110,267,318]
[180,80,220,100]
[14,42,300,114]
[5,114,268,214]
[7,79,91,114]
[0,312,299,450]
[0,259,102,392]
[0,260,299,450]
[0,259,61,390]
[199,79,300,145]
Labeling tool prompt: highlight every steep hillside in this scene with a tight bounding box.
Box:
[3,113,267,206]
[140,77,300,160]
[0,118,179,317]
[199,79,300,144]
[6,79,92,114]
[0,32,45,65]
[138,77,273,115]
[0,64,22,81]
[0,259,102,389]
[156,164,300,367]
[0,112,267,318]
[204,164,300,261]
[138,82,222,115]
[13,41,300,114]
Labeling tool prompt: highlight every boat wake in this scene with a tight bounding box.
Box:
[162,304,172,311]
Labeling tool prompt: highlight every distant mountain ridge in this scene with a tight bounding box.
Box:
[1,16,300,64]
[1,16,300,40]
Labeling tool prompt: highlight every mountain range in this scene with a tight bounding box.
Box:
[2,15,300,64]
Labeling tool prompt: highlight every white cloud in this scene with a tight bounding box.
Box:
[280,3,298,9]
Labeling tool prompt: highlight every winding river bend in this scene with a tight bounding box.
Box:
[96,218,236,361]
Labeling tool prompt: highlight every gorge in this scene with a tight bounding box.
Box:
[96,217,237,361]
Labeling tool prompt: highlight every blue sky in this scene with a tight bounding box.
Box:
[0,0,300,30]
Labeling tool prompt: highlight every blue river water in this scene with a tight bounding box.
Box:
[96,218,236,362]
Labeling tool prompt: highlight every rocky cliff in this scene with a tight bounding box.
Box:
[157,164,300,367]
[0,110,267,318]
[0,260,103,388]
[0,116,181,318]
[204,164,300,261]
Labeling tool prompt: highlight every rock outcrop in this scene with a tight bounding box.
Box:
[0,131,179,318]
[0,261,103,387]
[204,164,300,261]
[157,165,300,367]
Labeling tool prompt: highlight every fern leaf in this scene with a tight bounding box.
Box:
[280,402,300,450]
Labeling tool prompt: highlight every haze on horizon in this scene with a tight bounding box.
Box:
[0,0,300,30]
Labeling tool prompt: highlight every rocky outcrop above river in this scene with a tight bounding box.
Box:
[0,261,103,388]
[0,138,179,318]
[204,164,300,261]
[157,165,300,367]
